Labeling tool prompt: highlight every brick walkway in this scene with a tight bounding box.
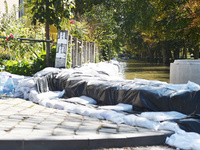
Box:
[0,97,173,150]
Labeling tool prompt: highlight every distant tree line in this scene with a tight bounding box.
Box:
[29,0,200,65]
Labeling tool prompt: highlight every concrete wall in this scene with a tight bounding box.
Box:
[170,60,200,85]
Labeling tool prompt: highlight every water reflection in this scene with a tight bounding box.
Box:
[123,59,170,83]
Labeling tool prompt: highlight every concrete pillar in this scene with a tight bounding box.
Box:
[170,60,200,85]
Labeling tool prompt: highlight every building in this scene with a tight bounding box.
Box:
[0,0,57,40]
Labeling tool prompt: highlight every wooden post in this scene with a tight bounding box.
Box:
[87,42,90,63]
[78,40,83,66]
[55,30,68,68]
[72,37,78,67]
[90,42,95,63]
[68,35,72,68]
[83,41,87,64]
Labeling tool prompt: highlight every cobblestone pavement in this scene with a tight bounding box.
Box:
[0,97,173,150]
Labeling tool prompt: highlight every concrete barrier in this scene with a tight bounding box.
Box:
[170,60,200,84]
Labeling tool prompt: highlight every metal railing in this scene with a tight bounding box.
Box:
[0,36,53,43]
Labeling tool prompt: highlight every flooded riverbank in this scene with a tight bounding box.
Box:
[123,59,170,83]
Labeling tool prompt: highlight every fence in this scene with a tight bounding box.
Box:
[0,33,98,68]
[68,35,97,68]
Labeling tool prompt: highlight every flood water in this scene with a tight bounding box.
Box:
[123,59,170,83]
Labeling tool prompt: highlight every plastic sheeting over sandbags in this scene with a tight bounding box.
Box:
[34,67,60,77]
[174,114,200,134]
[35,63,200,116]
[64,77,200,115]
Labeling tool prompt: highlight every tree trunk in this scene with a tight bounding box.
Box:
[194,44,199,59]
[45,22,50,67]
[45,0,50,67]
[184,46,187,59]
[174,49,179,59]
[148,44,154,63]
[162,41,170,65]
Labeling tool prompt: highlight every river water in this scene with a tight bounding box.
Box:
[123,59,170,83]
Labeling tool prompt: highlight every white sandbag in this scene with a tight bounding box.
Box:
[100,110,125,124]
[123,114,138,126]
[13,91,24,98]
[53,101,68,110]
[74,105,89,115]
[29,87,38,102]
[46,100,58,108]
[64,103,78,113]
[34,67,60,77]
[100,110,118,120]
[191,138,200,150]
[56,68,74,78]
[166,83,188,91]
[134,78,167,86]
[33,90,65,103]
[18,77,36,88]
[23,91,30,100]
[65,96,97,105]
[89,109,106,120]
[158,121,183,133]
[82,107,96,116]
[9,73,25,88]
[39,98,49,106]
[187,81,200,91]
[166,131,200,150]
[99,103,132,112]
[20,86,32,99]
[135,117,160,130]
[140,111,187,122]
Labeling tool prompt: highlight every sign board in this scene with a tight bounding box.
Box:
[55,30,68,68]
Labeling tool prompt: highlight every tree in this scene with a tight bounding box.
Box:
[182,0,200,59]
[29,0,74,66]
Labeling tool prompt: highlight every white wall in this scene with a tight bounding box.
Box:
[0,0,19,19]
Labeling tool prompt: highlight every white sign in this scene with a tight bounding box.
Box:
[55,30,68,68]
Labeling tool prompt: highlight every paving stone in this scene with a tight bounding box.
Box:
[9,127,33,136]
[30,130,53,136]
[52,127,75,136]
[18,121,37,128]
[76,125,98,135]
[119,124,142,133]
[0,98,173,150]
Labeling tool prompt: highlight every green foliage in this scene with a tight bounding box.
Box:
[74,0,200,63]
[31,50,47,74]
[0,2,48,75]
[0,9,45,61]
[50,46,56,67]
[29,0,74,29]
[4,60,32,76]
[3,50,47,76]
